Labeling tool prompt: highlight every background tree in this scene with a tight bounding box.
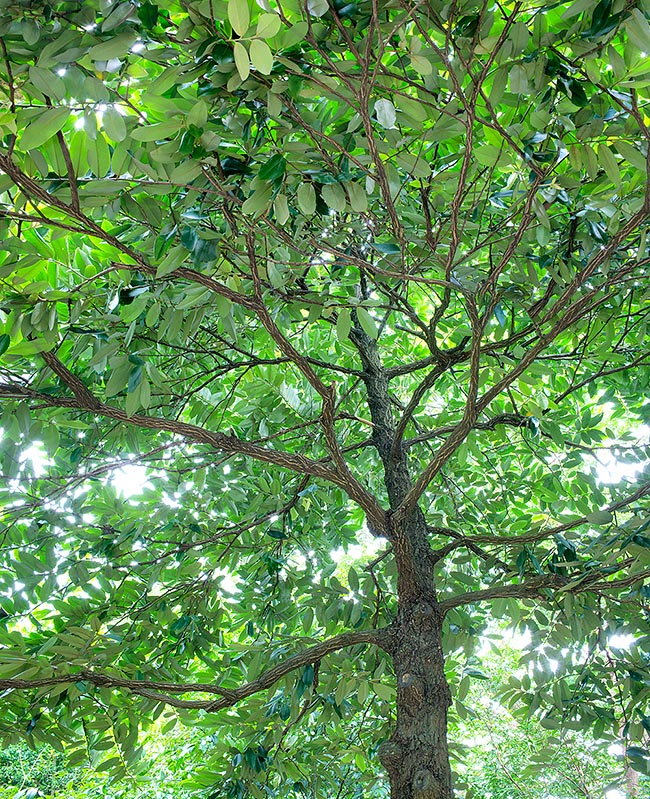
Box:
[0,0,649,797]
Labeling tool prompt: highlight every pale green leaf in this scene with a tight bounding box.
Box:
[598,144,621,185]
[88,32,138,60]
[297,183,316,216]
[374,98,396,129]
[410,54,432,75]
[336,308,352,342]
[357,307,378,339]
[187,99,208,129]
[626,9,650,52]
[102,106,127,141]
[273,194,290,225]
[250,38,274,74]
[346,182,368,213]
[20,107,69,150]
[615,141,647,171]
[228,0,250,36]
[242,184,273,215]
[130,121,182,141]
[156,245,187,278]
[233,41,250,81]
[321,183,346,212]
[257,13,282,38]
[509,64,529,94]
[28,66,66,101]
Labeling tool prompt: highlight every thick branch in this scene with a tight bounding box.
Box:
[0,629,390,712]
[0,380,340,490]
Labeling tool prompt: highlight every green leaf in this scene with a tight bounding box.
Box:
[321,183,346,212]
[356,307,378,339]
[120,293,149,324]
[250,38,274,74]
[509,65,529,94]
[102,106,127,142]
[156,245,187,278]
[258,154,286,181]
[598,144,620,185]
[346,182,368,213]
[615,141,648,171]
[371,241,400,255]
[0,334,10,356]
[187,100,208,129]
[88,32,138,60]
[273,194,289,224]
[102,2,135,32]
[336,308,352,342]
[410,54,432,75]
[373,682,395,701]
[20,107,69,150]
[138,1,159,28]
[169,160,203,183]
[297,183,316,216]
[228,0,250,36]
[233,41,250,81]
[396,152,431,179]
[585,510,614,525]
[28,66,66,101]
[625,9,650,52]
[307,0,328,17]
[130,121,182,142]
[257,13,282,38]
[242,184,273,215]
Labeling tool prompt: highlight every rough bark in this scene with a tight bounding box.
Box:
[380,595,453,799]
[352,327,455,799]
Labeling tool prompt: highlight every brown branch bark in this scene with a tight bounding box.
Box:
[440,569,650,613]
[468,479,650,546]
[394,221,649,523]
[0,628,390,712]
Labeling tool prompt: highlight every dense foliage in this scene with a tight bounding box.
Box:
[0,0,649,795]
[1,635,641,799]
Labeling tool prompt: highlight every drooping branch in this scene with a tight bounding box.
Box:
[0,153,388,533]
[0,628,391,712]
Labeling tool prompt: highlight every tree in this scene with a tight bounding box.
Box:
[0,0,649,795]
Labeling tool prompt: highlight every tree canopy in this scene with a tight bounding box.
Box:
[0,0,649,796]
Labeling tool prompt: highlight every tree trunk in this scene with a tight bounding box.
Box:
[378,515,454,799]
[380,598,453,799]
[351,328,454,797]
